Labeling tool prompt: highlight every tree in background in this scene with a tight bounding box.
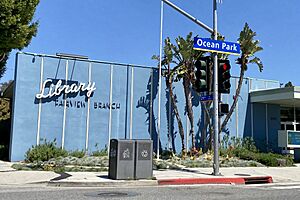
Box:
[0,80,12,120]
[0,80,12,161]
[0,0,40,79]
[0,80,13,93]
[284,81,293,87]
[220,23,263,132]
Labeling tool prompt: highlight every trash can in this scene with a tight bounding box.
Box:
[108,139,135,180]
[295,149,300,162]
[134,140,153,179]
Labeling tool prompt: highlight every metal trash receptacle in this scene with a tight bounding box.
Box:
[295,149,300,162]
[134,140,153,179]
[108,139,135,180]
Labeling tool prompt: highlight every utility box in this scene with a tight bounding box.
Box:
[108,139,135,180]
[295,149,300,162]
[134,140,153,179]
[278,130,300,148]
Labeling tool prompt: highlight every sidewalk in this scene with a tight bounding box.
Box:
[1,160,300,187]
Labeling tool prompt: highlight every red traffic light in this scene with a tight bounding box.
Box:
[218,59,231,94]
[222,63,230,71]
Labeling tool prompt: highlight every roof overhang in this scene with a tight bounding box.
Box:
[250,86,300,107]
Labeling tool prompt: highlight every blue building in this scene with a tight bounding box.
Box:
[4,52,300,161]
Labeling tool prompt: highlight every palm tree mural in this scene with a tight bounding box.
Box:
[136,69,161,152]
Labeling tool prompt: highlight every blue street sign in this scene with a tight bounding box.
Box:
[193,37,240,55]
[200,95,213,101]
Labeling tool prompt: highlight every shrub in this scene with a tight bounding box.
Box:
[161,149,175,159]
[241,137,257,152]
[92,146,108,157]
[69,150,86,158]
[256,153,278,166]
[219,136,294,167]
[230,148,294,167]
[25,139,68,162]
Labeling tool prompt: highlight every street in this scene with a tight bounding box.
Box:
[0,183,300,200]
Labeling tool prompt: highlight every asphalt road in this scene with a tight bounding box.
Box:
[0,183,300,200]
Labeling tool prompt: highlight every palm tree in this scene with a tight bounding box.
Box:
[154,33,205,154]
[220,23,263,132]
[166,33,206,152]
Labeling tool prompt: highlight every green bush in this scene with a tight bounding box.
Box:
[69,150,86,158]
[220,136,294,167]
[230,148,294,167]
[25,139,68,162]
[92,146,108,157]
[256,153,278,166]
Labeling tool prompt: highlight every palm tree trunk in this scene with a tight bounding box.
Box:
[201,101,213,152]
[168,78,185,153]
[220,65,246,133]
[183,76,195,150]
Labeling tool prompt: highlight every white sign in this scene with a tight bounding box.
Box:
[36,79,96,99]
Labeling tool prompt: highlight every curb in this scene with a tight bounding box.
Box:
[48,180,158,187]
[158,176,273,185]
[244,176,273,184]
[48,176,273,187]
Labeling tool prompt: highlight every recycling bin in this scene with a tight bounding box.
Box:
[108,139,135,180]
[134,140,153,179]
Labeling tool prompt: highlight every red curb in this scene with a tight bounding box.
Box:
[158,177,245,185]
[244,176,273,184]
[158,176,273,185]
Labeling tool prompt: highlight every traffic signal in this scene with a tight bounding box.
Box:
[193,57,210,93]
[218,59,231,94]
[219,103,229,115]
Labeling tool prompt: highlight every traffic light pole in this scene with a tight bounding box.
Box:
[161,0,221,176]
[212,0,220,176]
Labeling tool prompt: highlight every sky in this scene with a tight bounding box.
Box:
[2,0,300,86]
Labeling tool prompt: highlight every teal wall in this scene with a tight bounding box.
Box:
[10,52,281,161]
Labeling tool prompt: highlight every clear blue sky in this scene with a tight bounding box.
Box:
[2,0,300,86]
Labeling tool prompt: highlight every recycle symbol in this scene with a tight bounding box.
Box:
[141,150,148,158]
[122,148,130,159]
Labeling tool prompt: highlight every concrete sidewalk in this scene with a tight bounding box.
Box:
[1,160,300,187]
[0,160,15,172]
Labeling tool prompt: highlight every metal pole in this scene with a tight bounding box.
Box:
[150,69,154,140]
[124,66,130,139]
[235,79,239,138]
[129,66,134,140]
[265,104,268,149]
[213,0,220,176]
[163,0,213,34]
[108,65,113,153]
[37,56,44,145]
[62,60,69,149]
[156,1,164,159]
[157,0,164,160]
[85,62,92,152]
[294,105,296,131]
[168,86,172,150]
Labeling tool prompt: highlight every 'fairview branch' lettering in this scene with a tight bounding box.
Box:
[36,79,96,99]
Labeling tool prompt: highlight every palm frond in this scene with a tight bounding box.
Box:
[249,57,263,72]
[237,23,263,73]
